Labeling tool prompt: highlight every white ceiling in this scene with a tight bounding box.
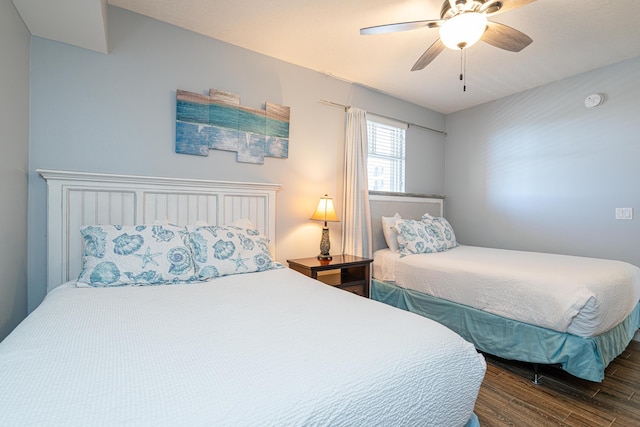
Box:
[13,0,640,114]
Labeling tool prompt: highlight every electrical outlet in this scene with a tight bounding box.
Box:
[615,208,633,220]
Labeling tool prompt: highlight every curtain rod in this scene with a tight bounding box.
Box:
[320,99,447,136]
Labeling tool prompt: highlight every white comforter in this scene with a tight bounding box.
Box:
[374,246,640,337]
[0,268,485,427]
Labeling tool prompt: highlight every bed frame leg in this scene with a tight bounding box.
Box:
[532,363,541,384]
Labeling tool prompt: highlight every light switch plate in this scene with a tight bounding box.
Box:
[615,208,633,220]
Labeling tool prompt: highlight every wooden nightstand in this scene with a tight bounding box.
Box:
[287,254,373,297]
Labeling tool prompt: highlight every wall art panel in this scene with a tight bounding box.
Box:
[176,89,290,164]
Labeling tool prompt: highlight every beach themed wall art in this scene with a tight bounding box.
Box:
[175,89,290,164]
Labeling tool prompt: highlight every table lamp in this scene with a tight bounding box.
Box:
[310,194,339,260]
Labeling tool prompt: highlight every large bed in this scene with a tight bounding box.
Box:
[369,193,640,383]
[0,171,486,426]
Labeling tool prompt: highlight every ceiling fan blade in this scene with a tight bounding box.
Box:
[482,21,532,52]
[411,39,445,71]
[482,0,537,16]
[360,19,442,35]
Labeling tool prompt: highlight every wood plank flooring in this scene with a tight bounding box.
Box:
[475,340,640,426]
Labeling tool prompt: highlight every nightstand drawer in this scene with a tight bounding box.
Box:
[287,254,373,298]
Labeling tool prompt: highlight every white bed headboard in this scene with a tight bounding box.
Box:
[370,193,444,252]
[38,169,281,293]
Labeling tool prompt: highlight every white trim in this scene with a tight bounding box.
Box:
[37,169,281,192]
[369,194,444,216]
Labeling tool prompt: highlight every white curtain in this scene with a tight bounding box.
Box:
[341,107,372,258]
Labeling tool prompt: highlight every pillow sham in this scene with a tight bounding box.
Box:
[421,213,458,249]
[185,218,256,231]
[77,224,197,287]
[381,213,402,252]
[394,219,450,256]
[187,224,281,280]
[229,218,256,229]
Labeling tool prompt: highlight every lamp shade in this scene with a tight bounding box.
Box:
[439,12,487,50]
[310,195,339,223]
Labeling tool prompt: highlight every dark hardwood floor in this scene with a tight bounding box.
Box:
[475,340,640,426]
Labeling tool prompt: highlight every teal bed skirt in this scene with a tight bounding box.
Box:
[371,279,640,382]
[465,413,480,427]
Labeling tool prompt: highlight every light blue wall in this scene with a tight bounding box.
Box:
[444,57,640,266]
[0,0,30,340]
[27,6,444,311]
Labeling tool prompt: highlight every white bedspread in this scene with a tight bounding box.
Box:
[374,246,640,337]
[0,268,485,426]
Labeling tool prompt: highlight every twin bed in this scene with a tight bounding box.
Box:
[369,193,640,382]
[0,171,486,426]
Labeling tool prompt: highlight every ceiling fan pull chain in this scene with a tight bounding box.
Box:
[459,49,467,92]
[459,49,463,83]
[463,48,467,92]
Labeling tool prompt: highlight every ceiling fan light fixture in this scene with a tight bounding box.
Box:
[439,12,488,50]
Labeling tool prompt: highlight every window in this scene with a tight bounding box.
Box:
[367,116,407,192]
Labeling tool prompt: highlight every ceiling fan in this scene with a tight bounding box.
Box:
[360,0,535,72]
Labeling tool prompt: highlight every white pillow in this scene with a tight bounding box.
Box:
[187,224,281,280]
[381,213,402,252]
[77,224,197,287]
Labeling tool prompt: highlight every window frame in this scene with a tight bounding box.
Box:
[366,114,408,193]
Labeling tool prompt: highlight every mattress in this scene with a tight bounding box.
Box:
[374,246,640,337]
[0,268,486,426]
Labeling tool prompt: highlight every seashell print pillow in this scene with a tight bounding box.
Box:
[187,225,282,280]
[420,213,458,250]
[394,219,450,257]
[77,224,197,287]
